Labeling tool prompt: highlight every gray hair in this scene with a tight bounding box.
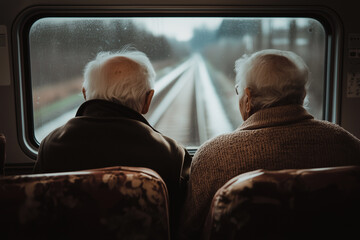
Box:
[235,49,309,111]
[83,48,156,112]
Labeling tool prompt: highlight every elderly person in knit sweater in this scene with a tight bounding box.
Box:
[178,49,360,240]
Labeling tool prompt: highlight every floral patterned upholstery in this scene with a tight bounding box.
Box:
[204,165,360,240]
[0,166,170,240]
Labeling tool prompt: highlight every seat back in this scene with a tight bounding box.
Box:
[0,166,170,240]
[0,133,5,175]
[204,165,360,240]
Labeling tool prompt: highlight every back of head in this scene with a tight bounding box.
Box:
[235,49,309,111]
[83,48,156,112]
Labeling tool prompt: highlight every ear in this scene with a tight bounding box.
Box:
[82,87,87,100]
[244,87,252,113]
[141,89,154,114]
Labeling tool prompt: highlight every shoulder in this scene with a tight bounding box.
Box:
[156,133,188,161]
[307,119,343,129]
[40,117,84,144]
[309,119,360,140]
[38,123,66,145]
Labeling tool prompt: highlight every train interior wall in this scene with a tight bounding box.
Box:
[0,0,359,172]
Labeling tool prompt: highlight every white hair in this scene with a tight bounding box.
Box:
[235,49,309,110]
[82,48,156,112]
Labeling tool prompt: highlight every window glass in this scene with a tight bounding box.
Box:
[29,17,326,147]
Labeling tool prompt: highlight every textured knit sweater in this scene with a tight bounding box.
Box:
[178,104,360,240]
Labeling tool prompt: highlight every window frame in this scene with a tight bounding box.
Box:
[12,5,343,159]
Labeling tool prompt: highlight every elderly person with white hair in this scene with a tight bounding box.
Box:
[178,49,360,240]
[34,49,191,227]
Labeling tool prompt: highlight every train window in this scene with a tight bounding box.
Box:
[29,17,326,148]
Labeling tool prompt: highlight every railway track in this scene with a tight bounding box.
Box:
[147,54,233,147]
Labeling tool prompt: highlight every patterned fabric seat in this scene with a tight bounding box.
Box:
[204,165,360,240]
[0,166,170,240]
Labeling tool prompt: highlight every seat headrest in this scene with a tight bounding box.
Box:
[0,166,170,240]
[205,165,360,240]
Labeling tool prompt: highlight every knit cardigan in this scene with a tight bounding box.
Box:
[178,104,360,240]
